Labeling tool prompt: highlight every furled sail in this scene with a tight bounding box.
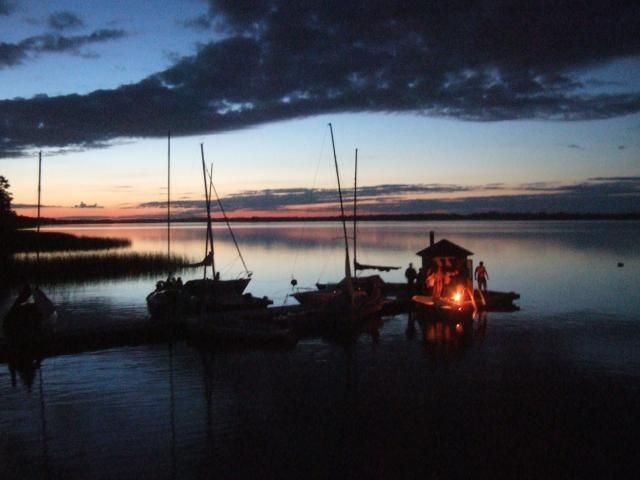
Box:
[354,261,400,272]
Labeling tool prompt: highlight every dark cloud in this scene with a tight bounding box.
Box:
[2,1,640,155]
[589,176,640,182]
[73,201,102,208]
[518,177,640,196]
[48,11,84,31]
[359,191,639,215]
[548,178,640,199]
[135,177,640,215]
[567,144,584,150]
[25,29,126,54]
[0,42,27,68]
[179,14,213,31]
[12,203,61,209]
[517,182,560,192]
[137,184,474,211]
[0,0,14,16]
[0,29,126,69]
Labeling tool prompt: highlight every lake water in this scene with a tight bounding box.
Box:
[1,221,639,479]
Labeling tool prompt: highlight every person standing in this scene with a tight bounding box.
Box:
[405,262,417,292]
[475,261,489,292]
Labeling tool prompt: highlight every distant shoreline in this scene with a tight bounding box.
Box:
[15,212,640,226]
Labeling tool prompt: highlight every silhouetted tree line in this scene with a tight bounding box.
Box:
[0,176,17,278]
[0,176,16,229]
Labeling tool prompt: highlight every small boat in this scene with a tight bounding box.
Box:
[3,152,57,345]
[146,131,180,319]
[3,284,57,340]
[411,292,475,322]
[294,274,387,315]
[292,126,389,319]
[147,142,269,319]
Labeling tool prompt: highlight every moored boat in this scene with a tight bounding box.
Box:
[291,127,389,319]
[147,142,269,320]
[3,284,57,340]
[3,152,57,348]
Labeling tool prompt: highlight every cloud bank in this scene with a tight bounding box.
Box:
[136,177,640,216]
[1,1,640,156]
[0,29,126,70]
[48,11,85,31]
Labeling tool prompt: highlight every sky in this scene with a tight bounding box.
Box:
[1,0,639,219]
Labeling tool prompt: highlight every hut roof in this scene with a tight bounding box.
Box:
[416,239,473,258]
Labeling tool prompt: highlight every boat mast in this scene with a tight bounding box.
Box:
[37,151,42,234]
[167,131,171,262]
[353,148,358,278]
[328,123,353,292]
[200,144,216,278]
[36,151,42,268]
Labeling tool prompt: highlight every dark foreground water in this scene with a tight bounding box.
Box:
[1,221,639,479]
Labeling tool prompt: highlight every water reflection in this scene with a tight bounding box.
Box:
[36,220,640,316]
[408,310,488,362]
[1,221,639,478]
[7,351,42,388]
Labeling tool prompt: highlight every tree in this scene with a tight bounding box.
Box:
[0,175,16,230]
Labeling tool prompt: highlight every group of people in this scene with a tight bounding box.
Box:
[404,260,489,294]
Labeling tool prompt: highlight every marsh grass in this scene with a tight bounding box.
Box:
[4,230,130,253]
[5,252,193,284]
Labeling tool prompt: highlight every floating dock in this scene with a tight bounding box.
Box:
[1,287,519,364]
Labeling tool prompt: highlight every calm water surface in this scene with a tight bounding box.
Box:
[1,221,639,479]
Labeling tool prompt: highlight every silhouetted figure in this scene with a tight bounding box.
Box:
[404,262,417,292]
[475,261,489,292]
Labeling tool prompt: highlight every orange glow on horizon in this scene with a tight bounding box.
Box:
[13,205,344,220]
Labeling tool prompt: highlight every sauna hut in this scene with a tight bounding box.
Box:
[415,232,474,299]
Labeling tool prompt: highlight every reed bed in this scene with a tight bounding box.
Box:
[4,231,131,253]
[4,252,194,284]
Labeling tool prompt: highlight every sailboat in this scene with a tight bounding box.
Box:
[180,143,251,296]
[146,131,184,319]
[3,151,57,344]
[313,147,399,294]
[146,141,270,319]
[292,125,388,318]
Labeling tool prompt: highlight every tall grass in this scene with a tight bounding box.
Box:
[5,252,194,284]
[4,230,130,253]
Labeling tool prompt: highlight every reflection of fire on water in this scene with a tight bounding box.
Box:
[408,310,488,357]
[425,319,467,344]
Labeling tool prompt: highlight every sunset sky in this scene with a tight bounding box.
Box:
[1,0,639,219]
